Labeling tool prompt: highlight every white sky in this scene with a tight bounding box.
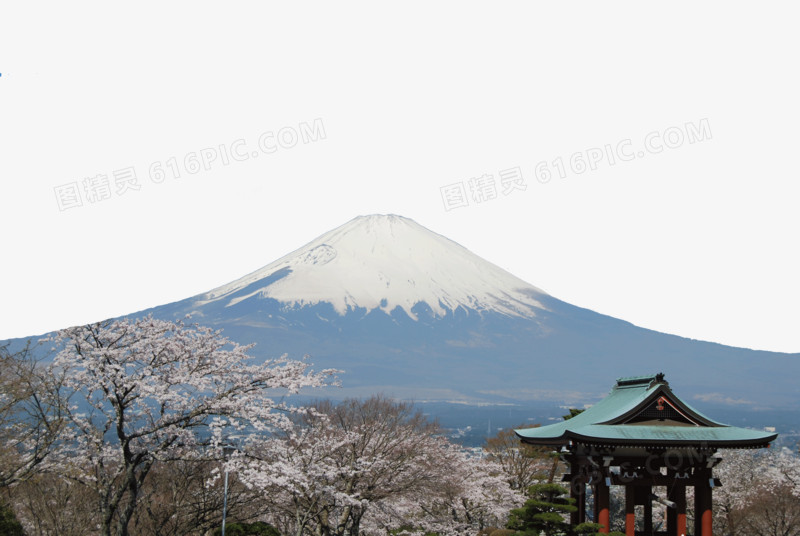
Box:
[1,3,798,353]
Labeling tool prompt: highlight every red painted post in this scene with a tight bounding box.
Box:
[625,485,635,536]
[701,495,713,536]
[695,477,713,536]
[668,485,687,536]
[596,480,610,533]
[677,486,687,536]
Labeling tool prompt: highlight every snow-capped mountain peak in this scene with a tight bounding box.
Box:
[198,214,548,320]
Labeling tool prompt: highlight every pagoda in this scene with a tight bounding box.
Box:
[515,373,777,536]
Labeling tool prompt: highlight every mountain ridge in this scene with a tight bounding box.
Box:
[7,214,799,411]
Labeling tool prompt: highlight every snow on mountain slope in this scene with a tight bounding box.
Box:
[197,214,548,319]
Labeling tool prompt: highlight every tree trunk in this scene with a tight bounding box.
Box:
[548,454,559,484]
[350,516,360,536]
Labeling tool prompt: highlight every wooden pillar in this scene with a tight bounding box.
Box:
[570,461,586,526]
[677,486,688,536]
[694,471,713,536]
[700,484,713,536]
[574,479,586,525]
[643,485,653,535]
[666,488,676,534]
[594,477,610,533]
[667,485,687,536]
[694,481,703,536]
[625,485,635,536]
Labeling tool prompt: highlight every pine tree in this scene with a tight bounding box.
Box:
[0,500,24,536]
[507,483,615,536]
[507,483,576,535]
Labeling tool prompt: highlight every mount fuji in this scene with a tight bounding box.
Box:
[126,214,800,409]
[196,214,547,320]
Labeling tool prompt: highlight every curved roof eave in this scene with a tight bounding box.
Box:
[565,429,778,449]
[514,374,778,449]
[516,426,778,449]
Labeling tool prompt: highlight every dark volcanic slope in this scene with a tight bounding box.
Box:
[142,273,800,409]
[17,214,800,409]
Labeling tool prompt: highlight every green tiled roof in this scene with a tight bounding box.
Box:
[515,374,777,448]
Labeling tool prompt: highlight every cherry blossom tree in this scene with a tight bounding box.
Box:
[233,417,354,536]
[0,340,66,536]
[313,396,448,536]
[712,449,771,533]
[713,447,800,535]
[0,341,65,491]
[234,396,445,536]
[483,424,554,491]
[739,484,800,536]
[49,315,335,536]
[10,471,96,536]
[768,447,800,496]
[234,396,523,536]
[368,445,524,536]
